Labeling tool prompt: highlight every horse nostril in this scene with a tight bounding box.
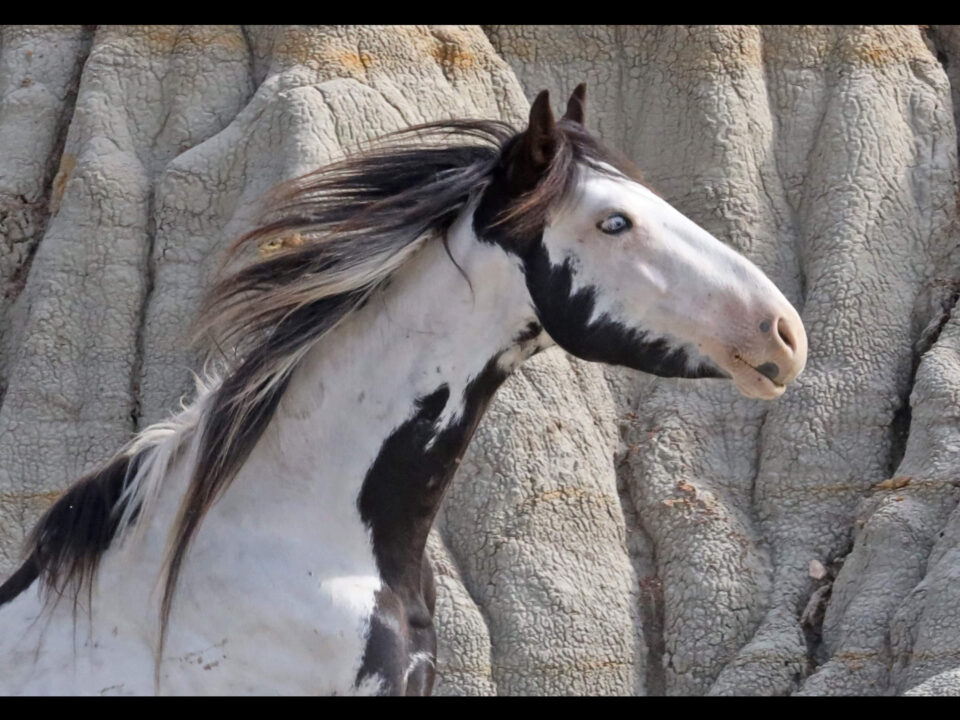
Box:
[777,317,796,354]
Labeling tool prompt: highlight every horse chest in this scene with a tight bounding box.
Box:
[160,571,383,694]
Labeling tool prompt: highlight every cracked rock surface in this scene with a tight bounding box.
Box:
[488,24,960,695]
[2,25,960,695]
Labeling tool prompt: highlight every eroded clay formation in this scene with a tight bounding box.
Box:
[0,25,958,695]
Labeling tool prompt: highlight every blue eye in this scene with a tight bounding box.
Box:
[598,214,632,234]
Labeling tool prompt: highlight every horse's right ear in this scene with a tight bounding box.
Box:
[519,90,558,170]
[562,83,586,125]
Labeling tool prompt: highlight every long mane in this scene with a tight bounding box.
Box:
[0,114,644,652]
[159,120,522,638]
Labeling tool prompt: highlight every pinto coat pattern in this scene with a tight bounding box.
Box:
[0,85,805,695]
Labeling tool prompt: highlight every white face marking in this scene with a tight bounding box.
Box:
[539,165,807,399]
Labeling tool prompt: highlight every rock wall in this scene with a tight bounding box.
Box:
[488,25,960,695]
[1,25,959,695]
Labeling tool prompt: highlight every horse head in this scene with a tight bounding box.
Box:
[477,84,806,399]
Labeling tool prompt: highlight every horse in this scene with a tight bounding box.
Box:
[0,84,807,695]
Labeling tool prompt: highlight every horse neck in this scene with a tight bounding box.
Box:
[198,209,543,598]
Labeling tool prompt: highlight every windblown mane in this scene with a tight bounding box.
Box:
[159,120,512,636]
[0,115,646,652]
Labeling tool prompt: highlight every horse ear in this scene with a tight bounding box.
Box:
[521,89,558,169]
[563,83,587,125]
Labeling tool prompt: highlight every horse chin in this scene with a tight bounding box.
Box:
[695,344,788,400]
[729,366,786,400]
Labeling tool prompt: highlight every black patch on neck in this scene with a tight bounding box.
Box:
[523,243,724,379]
[358,358,506,592]
[0,449,145,607]
[355,357,508,693]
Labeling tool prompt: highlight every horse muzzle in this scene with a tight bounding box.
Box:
[707,308,808,400]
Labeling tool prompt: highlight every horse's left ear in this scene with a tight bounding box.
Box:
[498,90,559,198]
[562,83,587,125]
[520,89,558,170]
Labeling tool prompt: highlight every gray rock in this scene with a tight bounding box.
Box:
[489,24,960,695]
